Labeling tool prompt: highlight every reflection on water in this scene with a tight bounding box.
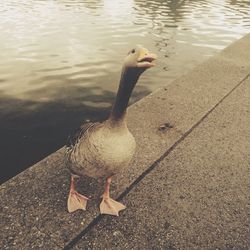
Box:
[0,0,249,183]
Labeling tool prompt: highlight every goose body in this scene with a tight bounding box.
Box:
[66,45,156,216]
[67,120,136,178]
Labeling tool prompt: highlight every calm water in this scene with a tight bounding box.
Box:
[0,0,249,183]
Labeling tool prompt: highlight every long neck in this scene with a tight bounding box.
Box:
[109,67,141,123]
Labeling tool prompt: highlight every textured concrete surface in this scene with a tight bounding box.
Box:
[1,33,250,249]
[74,73,250,250]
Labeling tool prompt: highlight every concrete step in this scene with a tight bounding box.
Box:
[74,68,250,250]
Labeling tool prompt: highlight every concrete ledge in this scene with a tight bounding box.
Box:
[76,66,250,250]
[1,33,250,249]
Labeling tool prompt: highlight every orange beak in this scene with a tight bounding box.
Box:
[137,48,157,68]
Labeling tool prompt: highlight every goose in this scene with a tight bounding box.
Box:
[65,45,157,216]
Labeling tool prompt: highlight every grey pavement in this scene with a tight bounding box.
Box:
[74,70,250,250]
[1,33,250,249]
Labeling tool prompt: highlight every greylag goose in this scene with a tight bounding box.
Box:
[65,45,157,216]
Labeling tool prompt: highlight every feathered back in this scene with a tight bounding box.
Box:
[66,122,96,148]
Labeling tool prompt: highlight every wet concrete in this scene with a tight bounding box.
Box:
[1,33,250,249]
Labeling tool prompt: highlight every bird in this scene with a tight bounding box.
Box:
[65,45,157,216]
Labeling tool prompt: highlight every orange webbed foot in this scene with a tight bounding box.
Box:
[67,190,89,213]
[100,197,126,216]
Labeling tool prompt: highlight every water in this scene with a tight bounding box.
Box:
[0,0,249,183]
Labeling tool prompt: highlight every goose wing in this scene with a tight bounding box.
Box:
[66,122,97,148]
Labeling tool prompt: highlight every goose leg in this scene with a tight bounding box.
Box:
[100,177,126,216]
[67,175,89,213]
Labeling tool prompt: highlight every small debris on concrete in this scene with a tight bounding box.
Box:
[158,123,174,132]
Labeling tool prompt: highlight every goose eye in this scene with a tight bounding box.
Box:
[131,49,135,54]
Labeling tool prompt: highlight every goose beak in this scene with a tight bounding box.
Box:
[137,49,157,68]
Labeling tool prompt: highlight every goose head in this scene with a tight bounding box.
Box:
[123,45,157,72]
